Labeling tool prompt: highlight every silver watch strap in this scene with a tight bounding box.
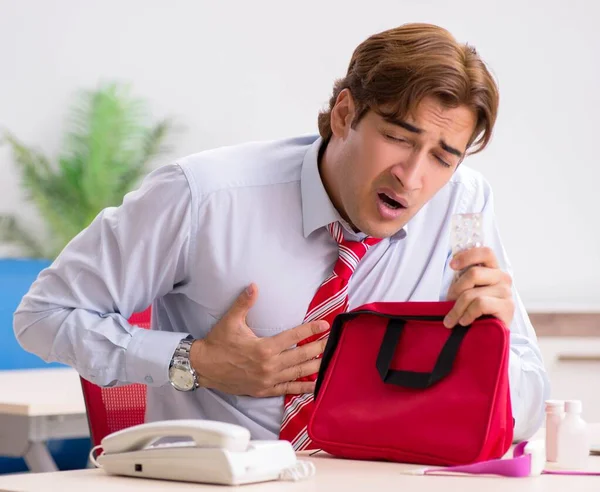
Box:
[173,336,194,360]
[170,336,199,390]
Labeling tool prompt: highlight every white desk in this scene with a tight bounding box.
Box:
[0,368,89,473]
[0,450,598,492]
[0,426,599,492]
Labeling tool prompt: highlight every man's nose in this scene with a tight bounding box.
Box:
[391,151,425,192]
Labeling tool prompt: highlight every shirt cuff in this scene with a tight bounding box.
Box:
[125,327,189,386]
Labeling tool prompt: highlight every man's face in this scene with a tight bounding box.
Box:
[324,92,477,238]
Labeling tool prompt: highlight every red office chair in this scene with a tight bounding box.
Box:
[80,307,152,447]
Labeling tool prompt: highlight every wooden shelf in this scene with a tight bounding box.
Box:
[529,312,600,337]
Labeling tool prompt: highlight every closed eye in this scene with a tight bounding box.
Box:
[385,134,409,144]
[435,155,451,168]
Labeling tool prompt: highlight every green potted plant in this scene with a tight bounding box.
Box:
[0,82,176,259]
[0,82,178,473]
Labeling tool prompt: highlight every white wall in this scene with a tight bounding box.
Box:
[1,0,598,311]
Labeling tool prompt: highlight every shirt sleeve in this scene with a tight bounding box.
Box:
[13,163,195,387]
[440,181,551,441]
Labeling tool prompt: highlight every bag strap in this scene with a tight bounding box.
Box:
[376,316,469,389]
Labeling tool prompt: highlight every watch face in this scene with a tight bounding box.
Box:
[169,364,195,391]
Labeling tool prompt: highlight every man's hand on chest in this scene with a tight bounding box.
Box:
[190,283,329,397]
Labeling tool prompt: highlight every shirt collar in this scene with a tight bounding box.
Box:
[300,136,408,242]
[301,138,342,238]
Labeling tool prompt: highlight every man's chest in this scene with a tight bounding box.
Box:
[181,229,449,338]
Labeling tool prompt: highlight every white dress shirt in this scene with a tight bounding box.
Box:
[14,134,550,441]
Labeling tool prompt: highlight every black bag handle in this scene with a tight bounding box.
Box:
[376,316,470,389]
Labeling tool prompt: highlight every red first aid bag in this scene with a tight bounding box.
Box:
[308,301,514,466]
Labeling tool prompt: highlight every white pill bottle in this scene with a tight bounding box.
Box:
[556,400,590,469]
[545,400,564,462]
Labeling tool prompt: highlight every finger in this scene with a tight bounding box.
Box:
[224,283,259,322]
[277,338,328,370]
[447,267,504,300]
[275,359,322,385]
[451,246,498,271]
[259,381,316,397]
[267,320,329,353]
[444,285,506,328]
[456,296,511,327]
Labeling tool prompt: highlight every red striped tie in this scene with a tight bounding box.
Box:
[279,221,381,450]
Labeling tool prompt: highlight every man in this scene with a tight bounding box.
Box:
[14,23,549,450]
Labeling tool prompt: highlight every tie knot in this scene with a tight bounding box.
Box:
[327,222,381,280]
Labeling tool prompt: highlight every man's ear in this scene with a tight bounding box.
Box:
[330,88,356,139]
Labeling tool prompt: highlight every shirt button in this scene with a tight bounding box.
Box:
[145,375,154,383]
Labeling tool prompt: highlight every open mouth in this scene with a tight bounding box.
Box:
[378,192,406,210]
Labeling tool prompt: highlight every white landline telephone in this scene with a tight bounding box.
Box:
[89,419,315,485]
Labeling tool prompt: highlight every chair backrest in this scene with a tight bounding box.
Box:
[80,307,152,447]
[0,259,64,370]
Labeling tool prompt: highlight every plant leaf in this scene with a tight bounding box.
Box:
[0,215,46,258]
[116,118,175,197]
[2,82,178,258]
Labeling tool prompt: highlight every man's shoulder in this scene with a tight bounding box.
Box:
[175,134,319,196]
[449,164,491,190]
[447,164,493,204]
[420,164,494,219]
[413,164,495,232]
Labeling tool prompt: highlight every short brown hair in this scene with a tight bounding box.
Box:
[318,23,499,155]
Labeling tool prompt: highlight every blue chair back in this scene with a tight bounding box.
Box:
[0,258,90,473]
[0,258,63,370]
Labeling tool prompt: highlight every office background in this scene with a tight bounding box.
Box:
[0,0,599,476]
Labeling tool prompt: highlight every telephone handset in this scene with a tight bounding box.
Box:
[90,419,315,485]
[100,419,251,454]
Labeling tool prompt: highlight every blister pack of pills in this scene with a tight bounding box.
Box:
[450,213,484,279]
[450,213,484,256]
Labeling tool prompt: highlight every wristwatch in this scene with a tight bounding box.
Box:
[168,336,199,392]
